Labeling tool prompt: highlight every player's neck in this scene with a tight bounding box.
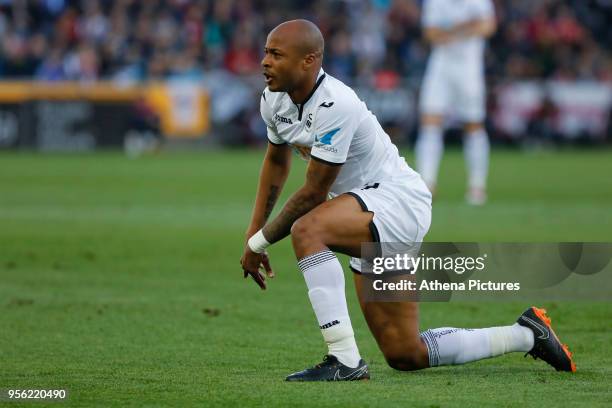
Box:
[288,72,319,105]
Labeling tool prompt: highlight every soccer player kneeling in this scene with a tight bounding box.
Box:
[240,20,575,381]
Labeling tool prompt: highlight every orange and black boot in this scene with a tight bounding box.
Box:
[517,307,576,372]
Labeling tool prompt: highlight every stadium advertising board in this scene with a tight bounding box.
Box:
[0,82,210,150]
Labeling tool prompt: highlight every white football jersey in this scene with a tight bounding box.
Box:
[422,0,494,66]
[261,69,421,196]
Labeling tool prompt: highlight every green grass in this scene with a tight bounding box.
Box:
[1,149,611,407]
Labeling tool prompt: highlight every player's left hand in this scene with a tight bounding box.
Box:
[240,247,274,290]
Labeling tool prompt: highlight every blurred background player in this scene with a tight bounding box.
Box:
[415,0,496,205]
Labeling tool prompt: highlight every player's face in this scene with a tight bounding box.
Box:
[261,34,305,92]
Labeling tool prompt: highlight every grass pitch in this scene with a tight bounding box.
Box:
[1,148,611,407]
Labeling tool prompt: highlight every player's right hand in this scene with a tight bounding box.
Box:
[240,247,274,290]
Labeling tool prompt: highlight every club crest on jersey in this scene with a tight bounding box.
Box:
[274,113,293,124]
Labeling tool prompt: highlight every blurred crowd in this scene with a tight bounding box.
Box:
[0,0,610,85]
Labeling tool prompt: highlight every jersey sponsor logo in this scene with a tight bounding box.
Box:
[319,101,334,108]
[315,128,340,145]
[314,128,340,153]
[274,113,293,124]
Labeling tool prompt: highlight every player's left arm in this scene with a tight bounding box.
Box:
[261,97,356,244]
[261,159,341,244]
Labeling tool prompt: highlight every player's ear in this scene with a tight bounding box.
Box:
[303,53,316,69]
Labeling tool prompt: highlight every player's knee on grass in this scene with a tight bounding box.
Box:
[380,339,429,371]
[384,349,429,371]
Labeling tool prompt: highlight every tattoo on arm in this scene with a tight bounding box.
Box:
[264,185,280,220]
[262,189,325,244]
[261,158,341,245]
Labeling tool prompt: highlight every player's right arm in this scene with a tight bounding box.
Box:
[244,142,292,240]
[241,142,291,289]
[245,92,292,239]
[241,92,291,289]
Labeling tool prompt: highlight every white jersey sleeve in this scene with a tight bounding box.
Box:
[310,102,359,165]
[260,91,285,145]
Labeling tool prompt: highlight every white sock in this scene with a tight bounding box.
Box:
[415,125,443,190]
[298,250,361,368]
[420,323,534,366]
[463,128,490,191]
